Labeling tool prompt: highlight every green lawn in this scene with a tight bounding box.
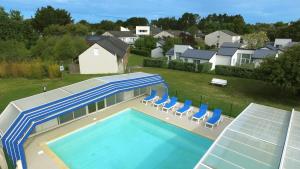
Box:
[133,67,300,117]
[1,67,299,117]
[0,73,109,113]
[127,53,144,67]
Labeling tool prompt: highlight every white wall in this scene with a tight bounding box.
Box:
[136,26,150,36]
[231,49,255,66]
[205,31,240,47]
[151,47,164,58]
[274,38,292,48]
[79,44,119,74]
[154,31,174,38]
[214,55,232,66]
[0,148,8,169]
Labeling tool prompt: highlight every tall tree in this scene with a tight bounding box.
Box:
[151,17,178,30]
[124,17,148,28]
[258,45,300,95]
[32,6,73,32]
[178,12,200,30]
[243,31,269,49]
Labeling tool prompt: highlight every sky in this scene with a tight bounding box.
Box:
[0,0,299,24]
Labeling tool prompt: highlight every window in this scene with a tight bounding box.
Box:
[106,95,116,107]
[134,89,140,96]
[59,112,74,124]
[74,107,87,118]
[97,100,105,110]
[116,92,124,103]
[139,30,147,33]
[238,53,253,66]
[93,48,99,56]
[88,103,97,113]
[176,52,182,58]
[140,87,147,95]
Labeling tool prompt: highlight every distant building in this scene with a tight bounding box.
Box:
[102,31,138,44]
[136,26,150,36]
[165,45,193,61]
[151,39,165,58]
[79,36,129,74]
[153,30,185,39]
[205,30,241,47]
[120,26,130,31]
[180,49,217,70]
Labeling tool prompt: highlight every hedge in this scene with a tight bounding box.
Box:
[143,58,165,68]
[168,60,196,72]
[215,65,256,79]
[197,62,212,73]
[131,48,150,57]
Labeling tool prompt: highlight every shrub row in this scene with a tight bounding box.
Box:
[168,60,196,72]
[143,58,165,68]
[215,65,256,79]
[130,48,150,57]
[0,61,61,79]
[197,62,212,73]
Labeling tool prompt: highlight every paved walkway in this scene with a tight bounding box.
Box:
[25,97,233,169]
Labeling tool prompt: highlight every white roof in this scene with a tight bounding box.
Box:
[280,109,300,169]
[195,103,291,169]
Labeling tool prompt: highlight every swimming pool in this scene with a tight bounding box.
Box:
[47,108,213,169]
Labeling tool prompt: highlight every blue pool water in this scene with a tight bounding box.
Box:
[48,109,213,169]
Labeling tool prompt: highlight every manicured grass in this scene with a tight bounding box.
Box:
[133,67,300,117]
[0,73,110,113]
[127,53,145,67]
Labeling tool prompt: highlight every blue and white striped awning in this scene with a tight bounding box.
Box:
[0,72,167,169]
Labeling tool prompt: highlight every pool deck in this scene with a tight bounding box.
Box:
[25,97,233,169]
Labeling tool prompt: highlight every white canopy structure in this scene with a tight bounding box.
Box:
[0,72,167,169]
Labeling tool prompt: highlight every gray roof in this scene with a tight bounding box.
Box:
[265,44,278,51]
[182,49,216,60]
[217,47,238,56]
[96,36,129,58]
[86,35,107,44]
[106,31,136,38]
[151,27,163,35]
[166,48,174,56]
[220,42,242,48]
[253,49,277,59]
[220,30,239,36]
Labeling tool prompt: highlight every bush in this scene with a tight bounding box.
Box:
[168,60,196,72]
[197,62,212,73]
[143,58,165,68]
[0,61,61,79]
[131,48,150,57]
[215,65,256,79]
[48,64,61,78]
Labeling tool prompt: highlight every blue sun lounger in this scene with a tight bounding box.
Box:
[162,97,178,113]
[142,90,157,105]
[192,104,208,123]
[175,100,193,117]
[153,93,169,109]
[205,108,222,128]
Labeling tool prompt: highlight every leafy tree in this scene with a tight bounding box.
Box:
[163,37,182,53]
[0,40,31,61]
[258,45,300,95]
[66,23,89,36]
[32,6,73,32]
[134,36,157,50]
[186,25,199,36]
[243,31,269,49]
[180,32,196,47]
[43,24,67,36]
[31,35,88,61]
[151,17,178,30]
[178,12,200,30]
[124,17,148,28]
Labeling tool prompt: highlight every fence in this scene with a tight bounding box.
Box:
[168,90,246,117]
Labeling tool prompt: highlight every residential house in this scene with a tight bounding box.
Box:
[165,45,193,61]
[180,49,217,70]
[153,30,185,39]
[136,26,151,36]
[102,31,138,44]
[151,39,165,58]
[205,30,241,47]
[218,42,278,68]
[78,36,129,74]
